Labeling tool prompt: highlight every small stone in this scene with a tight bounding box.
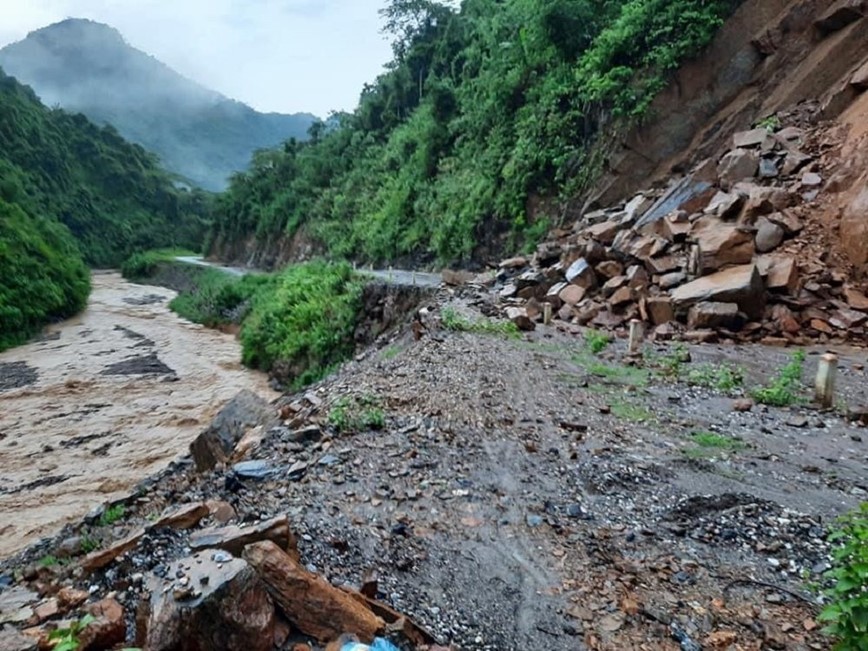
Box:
[732,398,754,412]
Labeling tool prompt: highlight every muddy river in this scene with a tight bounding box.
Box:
[0,272,277,557]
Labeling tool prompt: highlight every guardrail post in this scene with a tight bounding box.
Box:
[388,266,393,283]
[543,302,553,326]
[628,319,644,356]
[815,353,838,409]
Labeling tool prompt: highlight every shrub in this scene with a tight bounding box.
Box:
[585,329,612,355]
[328,395,386,433]
[820,503,868,649]
[751,350,806,406]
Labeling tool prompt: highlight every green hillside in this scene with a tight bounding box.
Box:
[210,0,742,266]
[0,66,211,349]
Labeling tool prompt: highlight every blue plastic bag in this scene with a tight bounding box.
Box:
[341,638,400,651]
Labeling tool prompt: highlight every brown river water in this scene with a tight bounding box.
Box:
[0,272,277,557]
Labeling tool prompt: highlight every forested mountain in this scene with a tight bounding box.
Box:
[0,19,316,191]
[209,0,743,267]
[0,67,211,350]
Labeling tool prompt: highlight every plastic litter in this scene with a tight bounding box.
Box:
[340,638,401,651]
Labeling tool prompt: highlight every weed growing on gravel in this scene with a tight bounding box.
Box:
[586,360,650,387]
[441,307,520,338]
[48,615,97,651]
[819,502,868,649]
[80,535,98,554]
[329,395,386,433]
[684,431,746,458]
[751,350,806,407]
[686,363,745,393]
[99,504,126,527]
[584,329,612,354]
[38,554,59,567]
[610,400,652,422]
[653,344,691,378]
[381,345,401,360]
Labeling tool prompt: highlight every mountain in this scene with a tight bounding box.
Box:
[0,66,211,349]
[0,19,316,191]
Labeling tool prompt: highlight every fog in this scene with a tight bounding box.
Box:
[0,0,393,116]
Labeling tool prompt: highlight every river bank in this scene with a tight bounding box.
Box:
[0,271,276,557]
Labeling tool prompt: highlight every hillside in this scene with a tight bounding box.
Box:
[0,19,316,191]
[206,0,747,268]
[0,67,211,349]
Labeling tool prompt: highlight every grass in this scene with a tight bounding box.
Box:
[651,344,691,378]
[586,360,650,387]
[585,329,612,355]
[686,363,745,393]
[683,430,746,458]
[120,248,198,280]
[80,535,99,554]
[328,395,386,434]
[610,400,653,422]
[99,504,126,527]
[38,554,59,567]
[751,350,806,407]
[380,345,401,360]
[441,307,520,338]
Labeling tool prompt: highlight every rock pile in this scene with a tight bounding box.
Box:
[495,123,868,344]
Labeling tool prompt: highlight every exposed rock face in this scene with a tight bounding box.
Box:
[146,551,276,651]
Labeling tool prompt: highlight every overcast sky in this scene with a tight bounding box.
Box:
[0,0,395,117]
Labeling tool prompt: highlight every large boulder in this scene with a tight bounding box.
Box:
[671,264,765,319]
[717,149,759,186]
[692,217,755,273]
[190,390,277,472]
[814,0,865,34]
[146,551,276,651]
[688,302,741,330]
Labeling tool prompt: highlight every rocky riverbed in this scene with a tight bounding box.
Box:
[1,284,865,650]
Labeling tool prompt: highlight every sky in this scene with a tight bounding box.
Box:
[0,0,395,117]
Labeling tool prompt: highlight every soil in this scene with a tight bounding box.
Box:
[3,289,865,650]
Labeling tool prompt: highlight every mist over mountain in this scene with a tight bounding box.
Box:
[0,19,316,190]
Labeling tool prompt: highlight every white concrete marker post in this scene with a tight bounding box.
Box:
[412,271,417,287]
[815,353,838,409]
[628,319,644,356]
[388,266,393,283]
[543,302,553,326]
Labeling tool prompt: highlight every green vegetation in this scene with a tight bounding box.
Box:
[240,261,363,388]
[610,400,653,422]
[169,271,273,329]
[0,198,90,351]
[751,350,806,407]
[98,504,125,527]
[652,343,691,377]
[48,615,97,651]
[328,395,387,433]
[441,307,521,338]
[586,359,649,387]
[820,503,868,649]
[683,430,746,458]
[120,248,198,280]
[585,329,612,355]
[38,554,60,568]
[686,363,744,392]
[210,0,743,265]
[80,535,99,554]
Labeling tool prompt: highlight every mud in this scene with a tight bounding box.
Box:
[0,272,277,556]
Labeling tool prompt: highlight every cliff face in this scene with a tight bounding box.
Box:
[582,0,868,270]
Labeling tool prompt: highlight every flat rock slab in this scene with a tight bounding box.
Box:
[671,264,765,319]
[189,515,296,557]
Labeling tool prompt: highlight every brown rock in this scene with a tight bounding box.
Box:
[717,149,759,185]
[841,186,868,268]
[601,275,628,297]
[0,628,37,651]
[814,0,865,34]
[190,390,277,472]
[732,398,754,412]
[658,271,687,289]
[558,285,586,306]
[150,503,210,531]
[645,255,682,275]
[733,128,769,149]
[771,304,801,334]
[147,552,275,651]
[499,284,517,299]
[662,213,691,241]
[441,269,475,285]
[206,500,238,524]
[56,588,88,612]
[189,516,298,559]
[609,286,634,308]
[505,307,536,331]
[243,541,383,643]
[704,191,744,218]
[844,286,868,311]
[557,303,574,321]
[683,329,718,343]
[758,255,799,294]
[78,598,126,651]
[595,260,623,280]
[565,258,596,288]
[585,220,620,245]
[830,308,867,329]
[765,211,803,235]
[626,265,650,290]
[755,218,785,253]
[671,265,765,319]
[781,150,812,176]
[32,600,59,623]
[693,217,755,273]
[688,302,741,329]
[81,529,145,573]
[811,318,834,334]
[642,297,674,325]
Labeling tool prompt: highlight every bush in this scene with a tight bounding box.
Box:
[751,350,806,406]
[820,503,868,649]
[169,271,273,327]
[240,261,363,388]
